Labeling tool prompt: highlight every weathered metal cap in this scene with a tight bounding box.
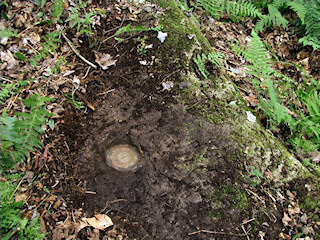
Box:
[105,144,141,172]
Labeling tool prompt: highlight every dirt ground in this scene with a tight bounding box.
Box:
[34,1,318,239]
[57,31,250,239]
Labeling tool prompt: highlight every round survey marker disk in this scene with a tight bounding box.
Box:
[105,144,141,172]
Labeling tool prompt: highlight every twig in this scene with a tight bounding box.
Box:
[9,177,25,201]
[62,33,97,69]
[241,224,250,240]
[81,66,91,79]
[188,229,246,236]
[242,218,255,225]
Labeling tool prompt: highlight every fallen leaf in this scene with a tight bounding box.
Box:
[288,204,300,215]
[282,213,292,226]
[279,232,291,239]
[162,81,174,91]
[0,50,18,70]
[264,171,274,181]
[94,53,117,70]
[15,193,28,202]
[86,214,113,230]
[230,66,240,74]
[76,218,89,233]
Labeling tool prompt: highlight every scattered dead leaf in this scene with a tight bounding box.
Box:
[86,214,113,230]
[282,213,292,226]
[279,232,291,239]
[15,193,28,202]
[94,53,117,70]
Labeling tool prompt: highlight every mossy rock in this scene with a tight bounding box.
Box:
[152,0,315,184]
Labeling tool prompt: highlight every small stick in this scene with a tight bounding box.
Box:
[62,33,97,69]
[81,66,91,79]
[241,224,250,240]
[188,229,246,236]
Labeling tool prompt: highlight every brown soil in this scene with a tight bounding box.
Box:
[43,2,289,239]
[58,36,247,239]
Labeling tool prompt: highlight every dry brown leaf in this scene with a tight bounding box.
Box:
[94,53,117,70]
[286,190,296,199]
[279,232,291,239]
[76,218,89,233]
[86,214,113,230]
[40,217,47,234]
[264,171,274,181]
[288,204,301,215]
[0,50,18,70]
[15,193,28,202]
[282,213,292,226]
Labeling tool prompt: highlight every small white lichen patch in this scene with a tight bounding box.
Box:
[246,111,256,123]
[157,31,168,43]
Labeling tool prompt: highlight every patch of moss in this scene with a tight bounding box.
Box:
[210,183,249,210]
[151,0,213,71]
[296,179,320,222]
[192,99,241,124]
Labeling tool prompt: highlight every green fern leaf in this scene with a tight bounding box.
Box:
[208,51,224,67]
[286,1,306,24]
[299,35,320,50]
[304,0,320,38]
[51,0,64,19]
[255,4,288,32]
[0,95,53,169]
[271,0,287,10]
[197,0,262,21]
[193,53,209,78]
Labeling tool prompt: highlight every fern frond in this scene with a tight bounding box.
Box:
[299,35,320,50]
[286,1,306,24]
[193,53,209,79]
[304,0,320,38]
[197,0,223,19]
[207,51,224,67]
[255,4,288,32]
[242,30,272,71]
[197,0,263,21]
[0,95,53,169]
[271,0,287,10]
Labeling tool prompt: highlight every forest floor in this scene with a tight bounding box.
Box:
[1,0,319,239]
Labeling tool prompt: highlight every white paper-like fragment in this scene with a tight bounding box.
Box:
[139,60,147,65]
[1,37,8,45]
[73,75,80,85]
[229,100,237,106]
[157,31,168,43]
[230,66,240,74]
[246,111,256,123]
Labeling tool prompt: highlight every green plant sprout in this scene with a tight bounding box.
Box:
[65,93,85,110]
[193,51,224,78]
[136,36,149,55]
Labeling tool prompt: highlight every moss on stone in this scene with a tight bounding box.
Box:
[210,183,249,210]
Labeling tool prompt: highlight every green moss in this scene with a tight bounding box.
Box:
[298,180,320,221]
[192,99,241,124]
[210,184,249,210]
